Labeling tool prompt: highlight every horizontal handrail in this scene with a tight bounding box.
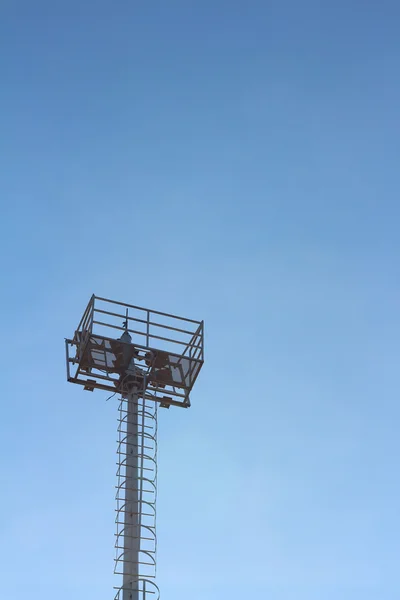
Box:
[96,295,201,325]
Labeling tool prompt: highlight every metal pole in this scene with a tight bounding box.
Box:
[122,390,140,600]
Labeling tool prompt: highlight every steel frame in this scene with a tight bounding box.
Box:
[65,295,204,408]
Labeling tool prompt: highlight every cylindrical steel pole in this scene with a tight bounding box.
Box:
[122,391,140,600]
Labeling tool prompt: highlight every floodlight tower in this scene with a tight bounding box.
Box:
[65,295,204,600]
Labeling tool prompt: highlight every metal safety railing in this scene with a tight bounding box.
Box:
[66,295,204,408]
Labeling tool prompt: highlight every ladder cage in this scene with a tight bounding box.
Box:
[114,392,159,600]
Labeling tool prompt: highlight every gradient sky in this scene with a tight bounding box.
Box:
[1,1,400,599]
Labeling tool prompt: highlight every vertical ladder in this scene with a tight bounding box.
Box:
[114,391,159,600]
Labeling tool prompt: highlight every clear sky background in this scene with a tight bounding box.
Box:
[1,1,400,599]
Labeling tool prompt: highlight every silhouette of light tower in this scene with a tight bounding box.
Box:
[65,295,204,600]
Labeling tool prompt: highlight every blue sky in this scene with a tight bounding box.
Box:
[1,1,400,598]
